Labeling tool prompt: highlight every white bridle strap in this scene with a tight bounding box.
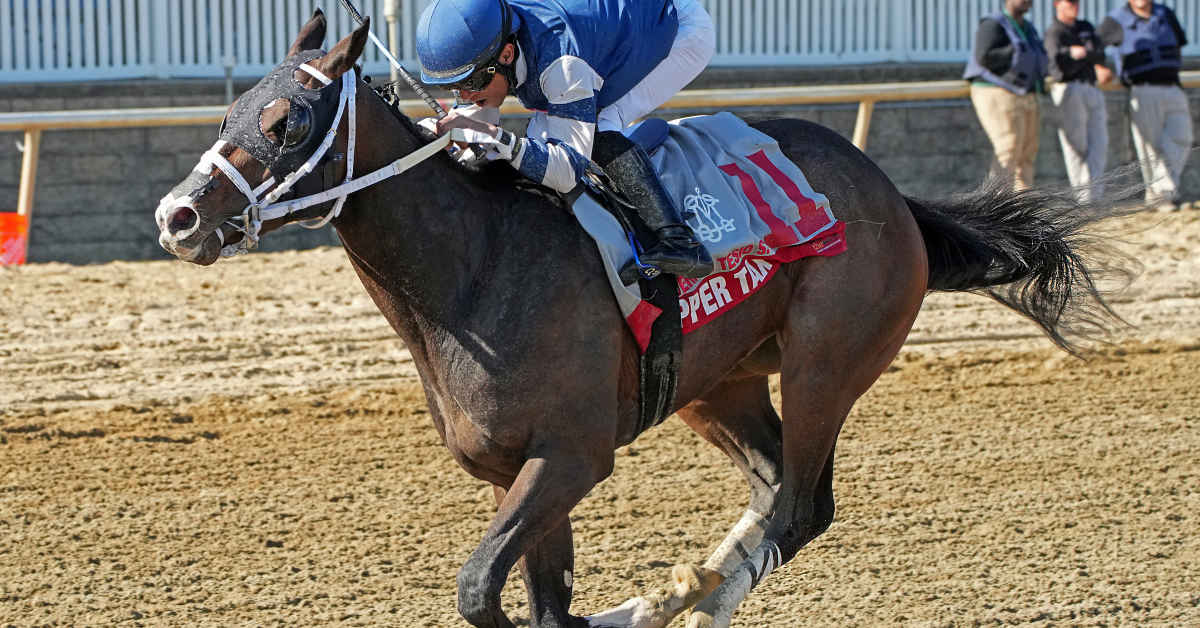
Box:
[253,178,277,196]
[259,131,456,221]
[298,63,332,86]
[190,142,277,214]
[214,69,354,256]
[300,64,356,230]
[197,140,259,204]
[171,65,461,257]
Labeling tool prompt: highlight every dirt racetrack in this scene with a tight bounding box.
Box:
[2,210,1198,627]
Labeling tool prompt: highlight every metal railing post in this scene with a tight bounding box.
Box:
[153,2,171,79]
[891,0,912,62]
[16,129,42,259]
[224,56,236,104]
[384,0,400,85]
[852,100,876,151]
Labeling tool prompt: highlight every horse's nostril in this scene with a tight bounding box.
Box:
[168,207,199,235]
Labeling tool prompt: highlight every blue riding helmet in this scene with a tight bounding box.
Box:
[417,0,513,85]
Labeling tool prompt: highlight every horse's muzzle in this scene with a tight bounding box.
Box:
[155,191,225,265]
[156,202,218,265]
[158,228,221,265]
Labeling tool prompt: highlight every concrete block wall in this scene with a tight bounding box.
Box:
[3,64,1200,264]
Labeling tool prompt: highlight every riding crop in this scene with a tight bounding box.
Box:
[336,0,448,119]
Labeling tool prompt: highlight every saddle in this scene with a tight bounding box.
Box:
[573,114,847,437]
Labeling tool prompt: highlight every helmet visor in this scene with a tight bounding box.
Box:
[419,28,505,85]
[449,59,500,92]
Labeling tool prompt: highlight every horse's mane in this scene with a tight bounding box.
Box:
[370,82,566,210]
[370,81,433,141]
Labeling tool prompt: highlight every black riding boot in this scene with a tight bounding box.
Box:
[592,130,714,284]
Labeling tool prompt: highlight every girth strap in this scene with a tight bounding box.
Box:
[636,272,682,436]
[578,155,683,437]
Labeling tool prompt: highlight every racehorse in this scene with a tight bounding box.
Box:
[155,12,1127,628]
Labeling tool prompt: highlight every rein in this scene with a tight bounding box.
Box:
[182,64,462,258]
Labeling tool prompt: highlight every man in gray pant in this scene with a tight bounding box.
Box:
[1100,0,1193,211]
[1046,0,1113,202]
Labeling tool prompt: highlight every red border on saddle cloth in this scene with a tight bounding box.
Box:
[678,221,847,335]
[623,146,849,353]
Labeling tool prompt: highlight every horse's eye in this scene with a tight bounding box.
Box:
[259,98,290,144]
[284,106,312,147]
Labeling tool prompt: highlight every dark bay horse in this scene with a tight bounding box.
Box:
[155,13,1126,628]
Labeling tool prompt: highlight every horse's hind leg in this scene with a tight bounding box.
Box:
[586,375,784,628]
[688,230,926,626]
[687,374,785,577]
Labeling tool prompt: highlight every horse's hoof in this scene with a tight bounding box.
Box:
[670,564,723,606]
[584,564,722,628]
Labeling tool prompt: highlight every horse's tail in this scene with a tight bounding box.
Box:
[904,178,1137,355]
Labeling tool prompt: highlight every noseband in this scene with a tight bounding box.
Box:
[169,62,463,258]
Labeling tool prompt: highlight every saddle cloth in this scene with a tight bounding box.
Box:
[572,112,848,353]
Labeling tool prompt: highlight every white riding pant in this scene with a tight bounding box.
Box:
[1129,84,1194,204]
[1050,81,1108,203]
[526,0,715,139]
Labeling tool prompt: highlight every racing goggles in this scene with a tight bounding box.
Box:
[450,60,500,93]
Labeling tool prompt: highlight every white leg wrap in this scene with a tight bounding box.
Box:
[688,540,782,628]
[586,508,771,627]
[702,510,768,576]
[586,596,662,628]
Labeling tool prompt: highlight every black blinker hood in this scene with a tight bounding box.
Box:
[219,50,344,176]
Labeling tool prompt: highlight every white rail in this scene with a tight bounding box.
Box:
[2,1,1199,83]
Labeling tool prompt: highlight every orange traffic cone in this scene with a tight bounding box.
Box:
[0,212,29,265]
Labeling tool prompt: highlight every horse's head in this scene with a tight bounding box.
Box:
[155,10,369,265]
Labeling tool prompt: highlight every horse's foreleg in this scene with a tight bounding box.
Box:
[492,484,579,628]
[587,375,783,628]
[458,455,605,628]
[686,370,848,628]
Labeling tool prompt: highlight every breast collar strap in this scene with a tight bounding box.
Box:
[193,64,463,258]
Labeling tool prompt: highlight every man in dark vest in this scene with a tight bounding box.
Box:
[1100,0,1193,212]
[1045,0,1113,203]
[964,0,1050,190]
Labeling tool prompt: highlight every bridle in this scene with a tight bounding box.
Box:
[166,62,464,258]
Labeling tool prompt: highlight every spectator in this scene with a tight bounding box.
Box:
[964,0,1050,190]
[1099,0,1193,212]
[1045,0,1113,202]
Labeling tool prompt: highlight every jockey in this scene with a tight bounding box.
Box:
[415,0,716,283]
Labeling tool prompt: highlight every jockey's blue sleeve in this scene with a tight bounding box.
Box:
[508,55,602,193]
[512,135,591,191]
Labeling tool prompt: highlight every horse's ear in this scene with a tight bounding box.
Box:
[311,18,370,80]
[287,9,327,57]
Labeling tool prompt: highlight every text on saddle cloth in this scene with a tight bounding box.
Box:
[572,112,848,353]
